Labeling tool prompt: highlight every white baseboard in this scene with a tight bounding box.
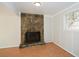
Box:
[53,42,77,57]
[0,44,19,49]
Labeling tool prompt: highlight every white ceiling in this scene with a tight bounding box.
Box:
[13,2,76,15]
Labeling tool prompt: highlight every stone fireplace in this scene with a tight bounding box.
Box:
[19,13,44,48]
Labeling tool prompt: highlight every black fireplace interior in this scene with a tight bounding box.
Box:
[24,32,40,44]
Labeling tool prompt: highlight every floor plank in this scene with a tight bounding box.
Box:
[0,43,74,57]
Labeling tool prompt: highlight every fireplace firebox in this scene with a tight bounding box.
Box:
[24,32,40,44]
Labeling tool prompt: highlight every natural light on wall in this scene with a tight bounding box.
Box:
[65,9,79,30]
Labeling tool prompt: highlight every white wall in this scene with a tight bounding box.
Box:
[51,3,79,56]
[73,31,79,56]
[44,15,53,43]
[0,3,20,48]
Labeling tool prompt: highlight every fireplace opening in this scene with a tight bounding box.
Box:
[24,32,41,44]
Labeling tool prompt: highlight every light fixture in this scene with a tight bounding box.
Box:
[33,2,41,6]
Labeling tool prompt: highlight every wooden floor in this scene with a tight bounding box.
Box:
[0,43,74,57]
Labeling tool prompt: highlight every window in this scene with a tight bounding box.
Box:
[65,9,79,30]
